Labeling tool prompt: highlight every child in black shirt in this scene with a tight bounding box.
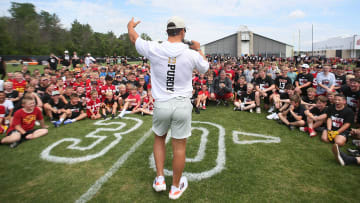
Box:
[321,94,354,146]
[278,94,306,130]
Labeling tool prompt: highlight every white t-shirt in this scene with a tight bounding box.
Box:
[316,71,335,95]
[85,56,96,67]
[135,38,209,101]
[1,99,14,115]
[0,80,3,91]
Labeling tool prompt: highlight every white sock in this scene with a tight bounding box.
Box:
[59,118,64,123]
[120,110,126,117]
[157,176,165,181]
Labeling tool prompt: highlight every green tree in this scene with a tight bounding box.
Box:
[1,2,153,57]
[0,17,14,54]
[140,33,152,41]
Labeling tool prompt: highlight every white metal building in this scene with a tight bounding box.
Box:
[313,35,360,58]
[202,26,294,58]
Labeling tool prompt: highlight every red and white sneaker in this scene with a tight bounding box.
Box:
[169,176,188,200]
[308,128,317,137]
[152,176,166,192]
[299,127,308,132]
[202,105,206,110]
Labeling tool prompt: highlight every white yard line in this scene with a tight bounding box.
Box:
[75,128,153,203]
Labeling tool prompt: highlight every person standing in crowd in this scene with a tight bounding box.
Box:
[70,52,80,69]
[0,56,6,80]
[61,50,71,69]
[48,53,59,71]
[128,16,208,199]
[84,53,96,68]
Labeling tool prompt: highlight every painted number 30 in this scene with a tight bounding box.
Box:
[40,118,280,203]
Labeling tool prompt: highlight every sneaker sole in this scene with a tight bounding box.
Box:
[153,184,166,192]
[332,144,345,166]
[309,132,317,137]
[169,178,188,200]
[169,185,187,200]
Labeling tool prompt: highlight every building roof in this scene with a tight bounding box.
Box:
[203,30,293,47]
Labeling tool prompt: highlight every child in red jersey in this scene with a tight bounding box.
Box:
[0,96,48,148]
[0,104,7,134]
[119,85,141,118]
[195,84,210,113]
[12,72,27,94]
[73,74,84,91]
[86,90,102,120]
[101,76,116,101]
[138,89,154,116]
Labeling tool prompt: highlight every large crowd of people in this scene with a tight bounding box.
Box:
[0,52,359,166]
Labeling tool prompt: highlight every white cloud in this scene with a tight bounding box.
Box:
[289,10,306,18]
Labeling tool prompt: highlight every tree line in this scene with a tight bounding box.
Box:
[0,2,152,57]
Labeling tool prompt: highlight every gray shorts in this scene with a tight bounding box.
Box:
[152,97,193,139]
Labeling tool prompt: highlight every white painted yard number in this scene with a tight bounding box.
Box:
[149,121,226,182]
[39,119,280,203]
[40,117,143,164]
[232,131,281,144]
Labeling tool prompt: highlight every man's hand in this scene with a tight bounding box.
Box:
[127,17,141,44]
[189,40,200,51]
[127,17,141,29]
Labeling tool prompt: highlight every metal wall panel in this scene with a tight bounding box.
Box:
[252,34,287,57]
[204,34,237,56]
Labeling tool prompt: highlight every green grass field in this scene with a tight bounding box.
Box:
[1,103,359,202]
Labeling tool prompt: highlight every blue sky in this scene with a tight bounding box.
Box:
[0,0,359,51]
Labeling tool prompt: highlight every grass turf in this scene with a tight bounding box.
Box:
[0,103,359,202]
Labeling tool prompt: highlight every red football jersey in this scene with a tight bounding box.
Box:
[198,90,210,98]
[8,107,43,133]
[142,96,154,110]
[12,79,27,93]
[86,98,101,117]
[127,94,141,107]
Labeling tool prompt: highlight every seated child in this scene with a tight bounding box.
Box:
[138,89,154,116]
[195,84,210,114]
[321,94,354,146]
[278,94,306,130]
[0,96,48,148]
[55,93,87,126]
[301,87,317,110]
[44,90,66,125]
[86,90,102,120]
[101,92,118,119]
[301,96,328,137]
[119,85,141,118]
[233,83,256,112]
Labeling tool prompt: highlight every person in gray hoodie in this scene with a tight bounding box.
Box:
[210,69,233,106]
